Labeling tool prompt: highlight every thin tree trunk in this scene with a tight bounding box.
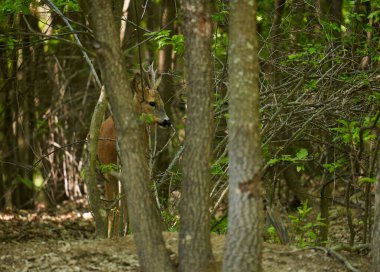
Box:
[78,1,175,271]
[373,158,380,272]
[268,0,285,84]
[16,14,37,209]
[156,0,176,207]
[178,1,215,272]
[318,0,343,41]
[1,18,18,210]
[318,0,342,24]
[223,0,263,271]
[86,88,108,238]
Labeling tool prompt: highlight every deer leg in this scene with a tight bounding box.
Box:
[104,174,119,238]
[120,185,129,236]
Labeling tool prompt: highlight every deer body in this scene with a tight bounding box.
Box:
[97,70,170,238]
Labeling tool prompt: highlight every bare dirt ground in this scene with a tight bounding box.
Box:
[0,202,371,272]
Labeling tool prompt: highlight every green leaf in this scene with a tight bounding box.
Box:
[17,175,33,189]
[267,158,280,166]
[358,177,375,184]
[99,163,119,174]
[296,148,308,160]
[171,34,184,54]
[308,47,316,54]
[139,113,154,125]
[296,165,305,172]
[0,0,32,15]
[307,231,317,240]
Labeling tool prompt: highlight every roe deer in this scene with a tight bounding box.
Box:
[97,68,171,238]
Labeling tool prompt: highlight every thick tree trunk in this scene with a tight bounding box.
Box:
[178,1,215,272]
[223,0,263,271]
[78,1,175,271]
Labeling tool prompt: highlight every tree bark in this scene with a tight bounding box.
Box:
[178,1,215,272]
[78,1,175,271]
[373,158,380,272]
[223,0,263,271]
[268,0,285,84]
[156,0,176,207]
[318,0,343,24]
[1,18,18,210]
[86,88,108,238]
[318,0,343,41]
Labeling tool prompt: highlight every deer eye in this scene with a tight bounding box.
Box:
[148,101,156,107]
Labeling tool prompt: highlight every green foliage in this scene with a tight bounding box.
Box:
[171,34,184,54]
[304,79,318,91]
[211,156,228,176]
[368,91,380,105]
[338,72,370,86]
[212,0,228,24]
[285,44,324,66]
[79,168,87,180]
[52,0,80,12]
[0,0,32,17]
[211,216,228,234]
[161,210,179,232]
[139,113,154,125]
[37,119,49,135]
[33,169,44,188]
[17,175,34,189]
[266,225,281,244]
[144,30,184,54]
[288,201,326,248]
[331,117,377,146]
[99,163,119,174]
[358,176,376,184]
[213,32,228,61]
[267,148,309,172]
[323,159,346,173]
[0,35,17,52]
[369,9,380,23]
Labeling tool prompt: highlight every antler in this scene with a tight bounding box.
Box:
[148,62,156,85]
[143,63,161,90]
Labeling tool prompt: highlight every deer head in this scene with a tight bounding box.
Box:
[131,66,171,128]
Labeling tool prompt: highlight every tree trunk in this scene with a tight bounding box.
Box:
[178,1,215,272]
[78,1,175,271]
[223,0,263,271]
[268,0,285,84]
[373,158,380,272]
[318,0,342,41]
[318,0,342,24]
[86,88,108,238]
[1,18,18,210]
[16,13,37,209]
[156,0,176,207]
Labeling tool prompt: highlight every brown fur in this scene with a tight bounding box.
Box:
[97,71,170,238]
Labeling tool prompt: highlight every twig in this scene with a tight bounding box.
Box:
[157,145,184,187]
[311,246,360,272]
[33,140,87,168]
[42,0,102,89]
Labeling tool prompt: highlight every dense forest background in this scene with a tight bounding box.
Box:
[0,0,380,271]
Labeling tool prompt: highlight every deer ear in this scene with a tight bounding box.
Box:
[153,76,162,90]
[131,72,143,95]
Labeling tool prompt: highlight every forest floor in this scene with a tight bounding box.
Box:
[0,201,372,272]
